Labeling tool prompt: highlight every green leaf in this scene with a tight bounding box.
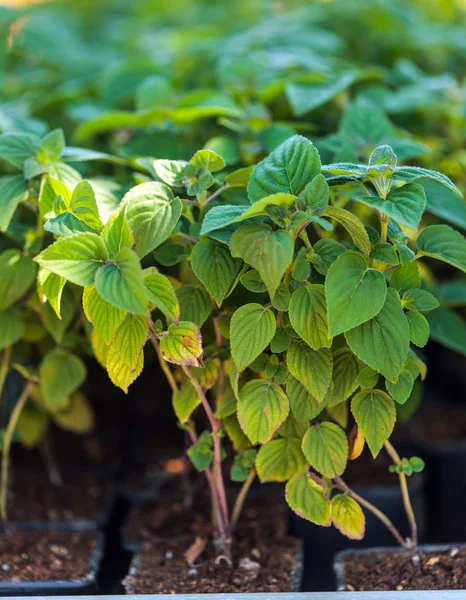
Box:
[100,203,134,254]
[370,242,399,266]
[153,159,187,186]
[393,166,462,197]
[302,422,348,478]
[38,288,75,343]
[230,303,276,372]
[0,132,37,169]
[345,289,410,382]
[176,285,211,326]
[160,321,203,367]
[143,268,179,323]
[241,270,267,293]
[35,233,108,286]
[286,73,355,117]
[190,149,225,172]
[37,128,65,163]
[285,471,331,526]
[224,413,252,451]
[356,366,379,389]
[287,375,328,421]
[289,285,331,350]
[427,308,466,356]
[402,289,439,312]
[231,449,257,482]
[422,178,466,230]
[321,162,369,178]
[83,284,126,344]
[0,250,37,311]
[68,180,103,232]
[329,348,361,406]
[40,349,86,412]
[434,281,466,307]
[224,165,254,186]
[0,175,29,232]
[38,176,72,218]
[238,380,289,444]
[0,312,24,350]
[200,205,250,235]
[351,389,396,457]
[326,252,387,336]
[95,247,148,315]
[191,239,242,306]
[271,284,290,311]
[173,381,200,423]
[45,212,97,237]
[406,311,429,348]
[247,135,321,203]
[187,432,213,472]
[325,206,371,256]
[111,314,148,370]
[106,345,143,393]
[311,239,346,275]
[125,182,182,258]
[230,223,294,297]
[238,193,298,222]
[357,183,426,230]
[287,340,333,402]
[416,225,466,273]
[298,174,329,215]
[390,263,421,296]
[331,495,365,540]
[386,369,414,405]
[53,391,95,435]
[256,438,306,482]
[37,268,66,319]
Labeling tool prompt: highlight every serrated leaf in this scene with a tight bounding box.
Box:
[191,239,242,306]
[356,366,379,390]
[236,193,297,222]
[402,289,439,312]
[357,183,426,230]
[386,369,414,405]
[329,348,361,407]
[311,239,346,275]
[69,180,103,232]
[351,389,396,457]
[100,203,134,254]
[38,176,72,218]
[45,212,97,237]
[286,471,331,526]
[187,432,213,472]
[416,225,466,273]
[190,149,225,172]
[331,495,365,540]
[326,252,387,336]
[40,349,86,412]
[144,268,179,323]
[200,205,250,235]
[176,285,211,326]
[345,289,410,382]
[111,314,148,370]
[247,135,321,203]
[83,284,126,344]
[153,159,187,186]
[0,312,24,350]
[321,162,369,178]
[231,449,257,482]
[95,247,148,315]
[0,132,38,169]
[107,345,143,393]
[393,166,462,196]
[238,379,289,444]
[173,381,201,423]
[287,340,333,402]
[35,232,108,286]
[406,311,429,348]
[37,268,66,319]
[125,182,182,258]
[287,376,328,421]
[302,422,348,478]
[289,284,331,350]
[390,262,421,296]
[230,223,294,297]
[224,413,252,451]
[0,250,37,311]
[160,321,203,367]
[370,242,399,266]
[256,437,306,482]
[0,175,29,232]
[325,206,371,256]
[230,303,276,371]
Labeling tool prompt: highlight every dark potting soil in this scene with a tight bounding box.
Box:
[120,450,186,499]
[123,493,287,549]
[7,470,110,522]
[0,529,97,583]
[341,547,466,591]
[123,532,301,594]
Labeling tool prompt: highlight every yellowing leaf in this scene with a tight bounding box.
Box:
[331,494,365,540]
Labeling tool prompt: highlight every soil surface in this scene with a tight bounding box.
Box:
[341,547,466,591]
[122,492,301,593]
[7,470,111,522]
[0,529,97,583]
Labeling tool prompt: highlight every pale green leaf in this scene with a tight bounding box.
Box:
[285,471,331,526]
[287,339,333,402]
[302,422,348,478]
[238,379,289,444]
[0,312,24,350]
[144,268,179,323]
[0,175,29,232]
[82,284,126,344]
[0,250,37,311]
[325,206,371,256]
[160,321,203,367]
[329,347,361,406]
[256,437,306,482]
[351,389,396,457]
[230,303,276,372]
[107,345,143,393]
[289,284,331,350]
[111,314,148,370]
[100,203,134,254]
[287,375,328,421]
[386,369,414,405]
[40,349,86,412]
[331,495,365,540]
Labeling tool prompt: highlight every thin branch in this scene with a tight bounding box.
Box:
[231,468,256,532]
[0,346,12,407]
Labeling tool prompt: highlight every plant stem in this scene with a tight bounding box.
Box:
[333,476,409,549]
[150,337,179,394]
[384,440,418,548]
[182,366,230,548]
[1,382,32,521]
[0,345,12,406]
[230,468,256,533]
